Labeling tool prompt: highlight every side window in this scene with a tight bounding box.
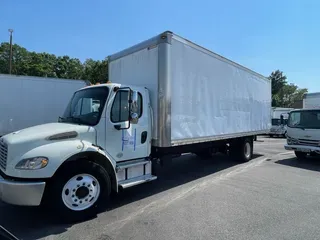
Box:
[111,90,143,123]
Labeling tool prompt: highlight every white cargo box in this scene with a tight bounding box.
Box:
[108,31,271,147]
[303,92,320,109]
[0,74,90,136]
[272,107,294,119]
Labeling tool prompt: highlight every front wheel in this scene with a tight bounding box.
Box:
[44,161,111,222]
[295,151,307,160]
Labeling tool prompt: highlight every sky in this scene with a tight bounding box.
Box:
[1,0,320,91]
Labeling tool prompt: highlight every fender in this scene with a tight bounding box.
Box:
[7,140,118,191]
[57,150,118,192]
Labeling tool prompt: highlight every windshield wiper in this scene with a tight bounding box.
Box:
[291,124,305,130]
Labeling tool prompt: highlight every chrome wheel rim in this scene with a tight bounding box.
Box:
[62,174,100,211]
[244,142,251,159]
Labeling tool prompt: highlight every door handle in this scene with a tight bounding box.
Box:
[141,131,147,144]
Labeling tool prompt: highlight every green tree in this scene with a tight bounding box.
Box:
[269,70,287,106]
[0,42,30,75]
[269,70,308,107]
[27,52,58,77]
[54,56,84,79]
[82,58,108,84]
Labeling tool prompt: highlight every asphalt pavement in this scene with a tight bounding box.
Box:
[1,136,320,240]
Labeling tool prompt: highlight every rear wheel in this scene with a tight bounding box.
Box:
[230,137,253,162]
[295,151,307,160]
[44,161,111,222]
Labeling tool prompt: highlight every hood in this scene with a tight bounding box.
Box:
[2,122,96,145]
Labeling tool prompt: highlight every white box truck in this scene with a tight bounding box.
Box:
[269,107,294,137]
[285,92,320,159]
[0,31,271,221]
[0,74,90,136]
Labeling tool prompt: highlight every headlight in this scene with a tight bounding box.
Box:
[15,157,49,170]
[287,136,298,145]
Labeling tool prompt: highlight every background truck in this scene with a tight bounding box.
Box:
[0,31,271,221]
[285,92,320,159]
[269,107,294,137]
[0,74,90,136]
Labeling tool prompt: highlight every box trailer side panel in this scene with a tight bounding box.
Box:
[170,36,271,145]
[303,92,320,109]
[0,75,89,136]
[108,31,271,148]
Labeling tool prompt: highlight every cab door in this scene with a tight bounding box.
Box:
[104,88,150,162]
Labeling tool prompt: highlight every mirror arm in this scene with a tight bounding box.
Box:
[114,124,121,130]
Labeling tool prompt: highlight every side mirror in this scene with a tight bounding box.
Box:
[132,90,138,103]
[280,115,284,125]
[114,121,130,130]
[130,91,139,124]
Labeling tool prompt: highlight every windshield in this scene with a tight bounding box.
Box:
[288,110,320,129]
[59,87,109,126]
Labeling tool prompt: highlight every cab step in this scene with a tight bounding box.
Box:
[118,174,157,189]
[116,159,150,171]
[116,158,157,189]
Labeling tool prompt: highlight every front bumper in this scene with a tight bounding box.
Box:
[284,144,320,153]
[0,174,46,206]
[270,130,285,135]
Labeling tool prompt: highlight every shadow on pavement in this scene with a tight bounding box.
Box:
[275,156,320,172]
[107,153,263,212]
[0,153,263,240]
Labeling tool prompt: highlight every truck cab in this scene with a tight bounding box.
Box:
[284,109,320,159]
[0,83,155,220]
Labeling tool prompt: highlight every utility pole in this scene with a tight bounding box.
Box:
[8,29,13,74]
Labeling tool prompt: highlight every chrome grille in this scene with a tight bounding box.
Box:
[0,140,8,170]
[298,139,319,147]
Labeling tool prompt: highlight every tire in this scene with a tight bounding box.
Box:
[295,151,307,160]
[230,138,253,162]
[310,152,318,157]
[43,161,111,222]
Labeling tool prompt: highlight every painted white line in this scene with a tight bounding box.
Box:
[278,151,294,155]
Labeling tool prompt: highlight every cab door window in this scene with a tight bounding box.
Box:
[111,90,143,123]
